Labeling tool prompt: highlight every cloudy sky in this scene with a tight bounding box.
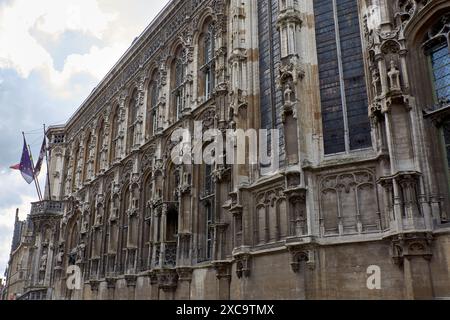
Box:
[0,0,169,282]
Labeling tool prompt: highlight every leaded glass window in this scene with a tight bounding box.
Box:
[200,22,215,101]
[258,0,285,166]
[173,50,186,121]
[313,0,372,155]
[430,44,450,104]
[148,71,160,136]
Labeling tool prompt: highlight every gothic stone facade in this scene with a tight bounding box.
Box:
[15,0,450,300]
[3,211,34,300]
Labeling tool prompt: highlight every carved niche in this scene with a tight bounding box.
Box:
[320,170,381,235]
[254,187,288,245]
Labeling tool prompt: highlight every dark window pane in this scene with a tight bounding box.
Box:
[314,0,346,154]
[258,0,285,164]
[431,45,450,102]
[337,0,371,150]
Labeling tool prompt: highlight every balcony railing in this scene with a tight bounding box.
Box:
[31,201,64,215]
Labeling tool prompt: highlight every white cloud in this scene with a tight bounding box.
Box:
[34,0,116,38]
[43,43,129,98]
[0,170,40,228]
[0,0,118,86]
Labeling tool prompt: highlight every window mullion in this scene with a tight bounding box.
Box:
[332,0,350,154]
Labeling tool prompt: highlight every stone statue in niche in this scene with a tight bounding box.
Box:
[39,248,48,271]
[110,197,119,221]
[101,148,108,172]
[81,219,89,234]
[95,206,103,226]
[284,83,294,106]
[372,68,381,96]
[56,249,64,266]
[388,60,401,91]
[40,249,48,271]
[293,200,306,236]
[76,244,86,262]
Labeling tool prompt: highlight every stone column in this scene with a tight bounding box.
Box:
[125,274,137,300]
[149,271,159,301]
[176,268,193,300]
[391,233,434,299]
[157,269,178,300]
[106,277,116,300]
[213,261,232,300]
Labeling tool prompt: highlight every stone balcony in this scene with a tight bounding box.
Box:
[30,200,65,216]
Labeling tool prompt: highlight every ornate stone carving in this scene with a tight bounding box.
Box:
[391,232,433,266]
[235,253,251,279]
[90,280,100,292]
[157,269,179,291]
[125,274,138,287]
[106,277,117,290]
[287,245,316,273]
[176,267,193,282]
[212,261,232,280]
[320,170,380,235]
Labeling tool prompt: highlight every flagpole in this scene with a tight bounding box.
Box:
[23,132,43,201]
[43,124,52,201]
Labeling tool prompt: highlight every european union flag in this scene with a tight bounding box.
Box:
[19,137,35,184]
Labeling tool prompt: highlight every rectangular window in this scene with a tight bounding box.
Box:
[314,0,372,155]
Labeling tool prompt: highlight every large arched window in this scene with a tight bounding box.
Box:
[95,119,105,175]
[62,151,71,196]
[199,19,215,102]
[171,47,186,122]
[100,193,111,278]
[167,164,180,203]
[127,89,139,153]
[147,70,160,138]
[83,132,93,183]
[141,173,153,270]
[423,16,450,107]
[423,14,450,213]
[312,0,372,154]
[430,43,450,104]
[110,106,120,165]
[71,143,80,192]
[119,186,130,274]
[67,213,81,265]
[198,161,215,262]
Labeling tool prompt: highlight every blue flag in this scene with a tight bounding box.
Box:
[19,138,35,184]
